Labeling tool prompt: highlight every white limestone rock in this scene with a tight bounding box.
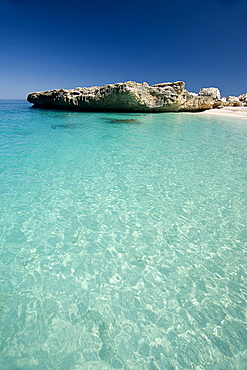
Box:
[27,81,238,112]
[238,93,247,105]
[226,96,242,106]
[198,87,221,100]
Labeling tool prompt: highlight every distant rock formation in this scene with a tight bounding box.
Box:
[27,81,246,112]
[198,87,221,100]
[238,93,247,105]
[225,96,242,106]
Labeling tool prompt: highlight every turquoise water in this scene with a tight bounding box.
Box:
[0,100,247,369]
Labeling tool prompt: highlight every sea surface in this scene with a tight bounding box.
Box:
[0,100,247,369]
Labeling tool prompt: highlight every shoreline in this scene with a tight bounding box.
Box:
[196,106,247,118]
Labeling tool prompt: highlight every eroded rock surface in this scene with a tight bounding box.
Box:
[27,81,246,112]
[238,93,247,105]
[198,87,221,100]
[226,96,242,106]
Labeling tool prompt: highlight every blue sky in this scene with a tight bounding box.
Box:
[0,0,246,98]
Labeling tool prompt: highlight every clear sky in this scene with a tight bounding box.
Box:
[0,0,246,99]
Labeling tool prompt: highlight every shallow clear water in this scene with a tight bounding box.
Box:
[0,100,246,369]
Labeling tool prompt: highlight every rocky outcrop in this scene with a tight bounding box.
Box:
[238,93,247,105]
[198,87,221,100]
[225,96,242,106]
[27,81,246,112]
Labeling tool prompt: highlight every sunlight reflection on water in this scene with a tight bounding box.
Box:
[0,101,246,369]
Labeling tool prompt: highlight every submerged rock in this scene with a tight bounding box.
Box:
[51,123,80,129]
[27,81,244,112]
[106,118,140,124]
